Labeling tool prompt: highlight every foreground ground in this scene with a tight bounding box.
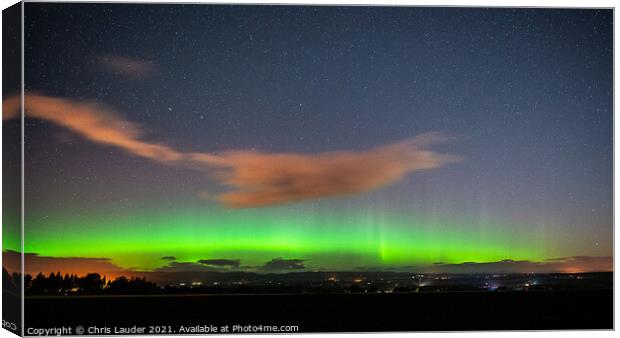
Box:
[18,290,613,333]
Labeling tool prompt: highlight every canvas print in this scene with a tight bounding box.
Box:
[2,3,613,335]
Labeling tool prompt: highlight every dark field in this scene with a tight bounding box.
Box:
[23,290,613,334]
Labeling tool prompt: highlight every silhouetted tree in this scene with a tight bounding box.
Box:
[48,272,62,294]
[2,268,16,293]
[23,272,161,295]
[11,271,22,290]
[78,273,104,293]
[61,273,75,291]
[24,274,32,290]
[106,276,159,294]
[30,273,48,294]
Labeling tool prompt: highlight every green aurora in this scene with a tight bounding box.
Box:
[12,204,553,271]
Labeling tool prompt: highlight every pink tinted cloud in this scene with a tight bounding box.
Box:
[3,94,459,207]
[201,133,459,207]
[3,251,123,276]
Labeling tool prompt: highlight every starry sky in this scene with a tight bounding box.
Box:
[4,4,613,274]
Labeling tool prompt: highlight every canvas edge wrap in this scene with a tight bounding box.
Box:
[2,1,24,337]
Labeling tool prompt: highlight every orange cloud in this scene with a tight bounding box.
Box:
[202,133,459,207]
[3,251,123,277]
[3,94,459,207]
[3,94,188,163]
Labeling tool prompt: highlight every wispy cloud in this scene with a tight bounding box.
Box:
[3,94,459,207]
[205,133,459,207]
[3,94,185,163]
[425,256,613,274]
[197,259,241,268]
[153,262,219,273]
[261,258,306,271]
[97,55,158,78]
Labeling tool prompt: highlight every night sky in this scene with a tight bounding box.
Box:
[4,4,613,274]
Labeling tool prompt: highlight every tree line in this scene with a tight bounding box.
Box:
[2,268,160,295]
